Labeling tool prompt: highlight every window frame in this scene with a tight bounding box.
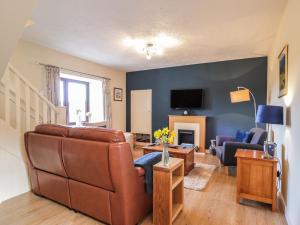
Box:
[60,77,90,125]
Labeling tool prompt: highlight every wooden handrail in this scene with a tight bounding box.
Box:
[7,63,58,112]
[0,64,60,130]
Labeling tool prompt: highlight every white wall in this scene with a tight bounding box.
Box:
[0,0,38,78]
[9,40,126,131]
[0,120,30,203]
[267,0,300,224]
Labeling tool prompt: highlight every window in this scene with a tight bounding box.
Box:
[60,72,104,125]
[60,78,89,124]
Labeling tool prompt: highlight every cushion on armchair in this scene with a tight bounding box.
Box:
[235,130,247,142]
[216,135,235,146]
[249,128,268,145]
[242,131,254,143]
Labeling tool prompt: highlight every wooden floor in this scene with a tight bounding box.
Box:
[0,150,287,225]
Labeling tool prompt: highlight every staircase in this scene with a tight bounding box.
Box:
[0,64,59,203]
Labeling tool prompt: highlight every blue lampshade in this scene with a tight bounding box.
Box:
[256,105,284,125]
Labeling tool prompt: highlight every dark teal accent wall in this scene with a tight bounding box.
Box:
[126,57,267,148]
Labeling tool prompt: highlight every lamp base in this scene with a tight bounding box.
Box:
[263,141,277,158]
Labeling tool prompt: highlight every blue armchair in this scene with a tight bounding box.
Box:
[215,128,267,166]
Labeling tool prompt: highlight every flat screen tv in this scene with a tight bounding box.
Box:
[171,89,204,108]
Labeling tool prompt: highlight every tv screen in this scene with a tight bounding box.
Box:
[171,89,204,108]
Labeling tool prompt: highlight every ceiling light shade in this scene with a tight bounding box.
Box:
[122,33,179,59]
[25,19,35,28]
[230,89,250,103]
[155,33,179,48]
[123,37,133,47]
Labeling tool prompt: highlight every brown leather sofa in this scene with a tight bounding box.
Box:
[24,124,152,225]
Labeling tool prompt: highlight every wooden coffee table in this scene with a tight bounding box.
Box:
[142,145,195,175]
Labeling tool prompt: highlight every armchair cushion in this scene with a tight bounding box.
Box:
[242,131,255,143]
[216,135,235,146]
[249,128,268,145]
[235,130,247,142]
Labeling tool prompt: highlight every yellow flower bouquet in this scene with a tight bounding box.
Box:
[154,127,176,144]
[153,127,176,166]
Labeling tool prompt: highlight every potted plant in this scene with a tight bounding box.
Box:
[154,127,176,166]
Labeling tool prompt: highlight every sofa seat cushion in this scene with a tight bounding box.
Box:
[69,179,111,224]
[37,170,71,207]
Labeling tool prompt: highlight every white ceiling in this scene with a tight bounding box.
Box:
[22,0,287,72]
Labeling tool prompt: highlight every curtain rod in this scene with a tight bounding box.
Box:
[36,62,111,81]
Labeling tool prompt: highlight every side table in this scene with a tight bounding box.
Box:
[235,149,278,211]
[153,158,184,225]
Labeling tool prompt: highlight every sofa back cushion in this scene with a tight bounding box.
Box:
[62,138,114,191]
[26,133,67,177]
[69,127,125,143]
[35,124,69,137]
[250,128,267,145]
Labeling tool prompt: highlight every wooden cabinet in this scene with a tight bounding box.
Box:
[153,158,184,225]
[235,149,278,211]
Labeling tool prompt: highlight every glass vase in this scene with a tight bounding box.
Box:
[162,143,170,166]
[76,115,82,126]
[263,141,277,158]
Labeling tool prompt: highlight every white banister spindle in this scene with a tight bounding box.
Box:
[4,84,10,125]
[35,94,39,125]
[43,102,48,123]
[15,78,21,130]
[25,86,31,130]
[4,64,59,129]
[51,108,55,123]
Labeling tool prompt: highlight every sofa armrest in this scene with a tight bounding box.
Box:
[135,167,145,177]
[109,143,152,225]
[216,135,235,146]
[222,142,263,166]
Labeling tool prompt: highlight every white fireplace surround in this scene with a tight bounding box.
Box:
[174,122,200,146]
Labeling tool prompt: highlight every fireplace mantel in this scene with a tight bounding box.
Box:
[168,115,206,152]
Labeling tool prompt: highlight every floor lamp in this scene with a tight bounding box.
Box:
[230,86,257,128]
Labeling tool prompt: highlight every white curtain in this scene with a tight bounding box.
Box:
[102,79,112,128]
[45,65,60,106]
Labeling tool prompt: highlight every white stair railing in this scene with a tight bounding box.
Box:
[0,64,59,132]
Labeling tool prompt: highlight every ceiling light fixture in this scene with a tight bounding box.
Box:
[25,19,35,28]
[143,43,164,60]
[123,33,180,60]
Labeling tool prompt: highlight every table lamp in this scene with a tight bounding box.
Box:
[256,105,284,158]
